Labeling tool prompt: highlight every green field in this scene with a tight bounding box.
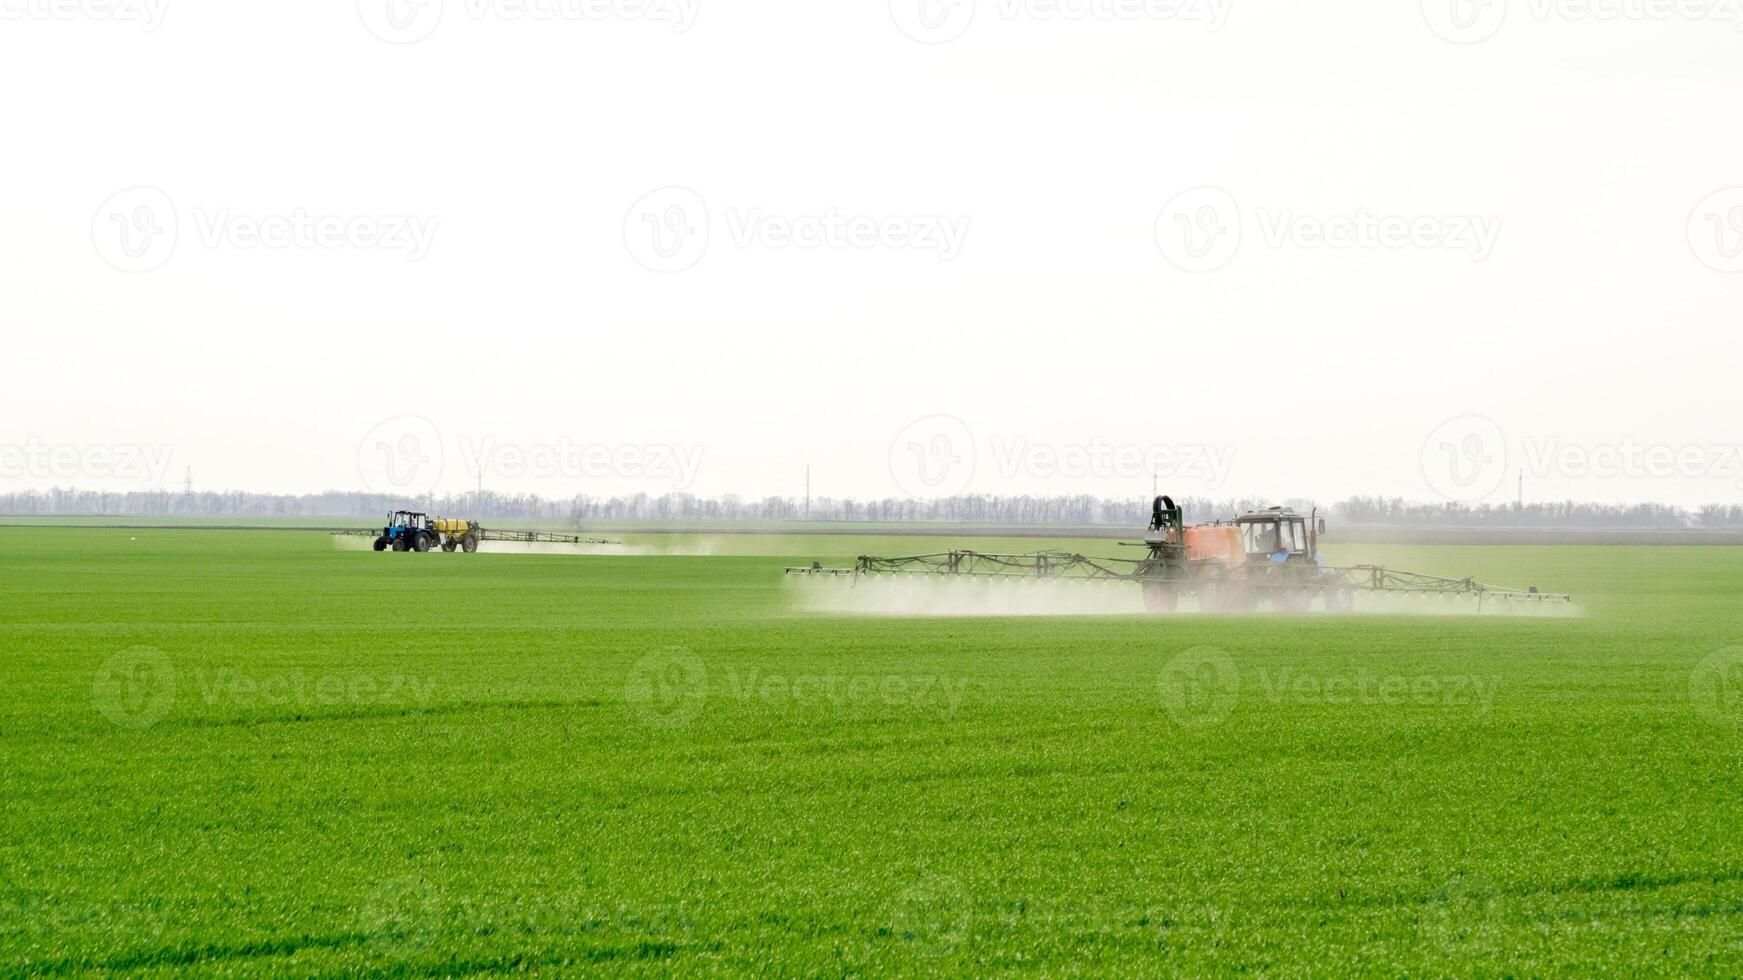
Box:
[4,528,1742,975]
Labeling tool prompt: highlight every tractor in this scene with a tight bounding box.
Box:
[372,511,480,553]
[1144,499,1346,613]
[788,494,1570,613]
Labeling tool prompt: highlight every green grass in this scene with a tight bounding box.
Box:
[3,528,1742,975]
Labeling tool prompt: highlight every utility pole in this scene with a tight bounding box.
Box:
[1517,471,1523,509]
[804,465,811,521]
[182,467,193,496]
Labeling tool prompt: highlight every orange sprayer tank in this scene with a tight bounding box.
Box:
[1184,525,1244,565]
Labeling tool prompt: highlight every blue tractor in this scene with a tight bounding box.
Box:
[373,510,435,553]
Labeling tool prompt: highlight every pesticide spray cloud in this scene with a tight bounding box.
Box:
[787,575,1581,618]
[788,574,1149,617]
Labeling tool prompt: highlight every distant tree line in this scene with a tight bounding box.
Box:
[3,488,1741,529]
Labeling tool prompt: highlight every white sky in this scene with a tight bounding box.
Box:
[4,0,1742,508]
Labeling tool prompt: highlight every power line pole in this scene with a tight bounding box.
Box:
[804,465,811,521]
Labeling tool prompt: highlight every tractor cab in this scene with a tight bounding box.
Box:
[385,510,430,534]
[1234,507,1326,566]
[374,510,434,552]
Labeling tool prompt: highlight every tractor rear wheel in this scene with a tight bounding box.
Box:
[413,532,432,553]
[462,534,479,553]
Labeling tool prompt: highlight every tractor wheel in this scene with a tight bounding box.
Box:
[1142,582,1179,614]
[372,537,388,552]
[413,532,432,553]
[462,534,479,554]
[392,537,409,552]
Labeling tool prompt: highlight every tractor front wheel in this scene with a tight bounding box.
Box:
[372,537,387,552]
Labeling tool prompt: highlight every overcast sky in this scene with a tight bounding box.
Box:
[4,0,1741,508]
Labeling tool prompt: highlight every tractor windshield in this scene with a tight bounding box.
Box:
[1241,520,1280,555]
[1281,519,1305,552]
